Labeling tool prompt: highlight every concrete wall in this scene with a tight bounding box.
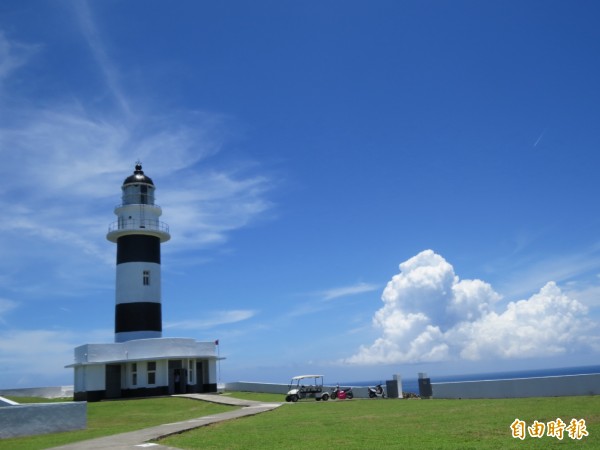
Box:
[227,373,600,399]
[224,381,371,398]
[0,402,86,438]
[432,373,600,399]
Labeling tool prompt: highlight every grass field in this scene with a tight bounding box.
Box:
[0,393,597,449]
[160,393,599,449]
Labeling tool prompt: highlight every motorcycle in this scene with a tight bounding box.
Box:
[331,385,354,400]
[368,384,386,398]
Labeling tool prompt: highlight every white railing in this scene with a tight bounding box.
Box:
[114,202,162,210]
[108,219,169,234]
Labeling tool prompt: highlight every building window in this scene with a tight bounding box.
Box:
[143,270,150,286]
[132,363,137,386]
[148,361,156,385]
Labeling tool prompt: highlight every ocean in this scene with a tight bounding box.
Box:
[345,364,600,394]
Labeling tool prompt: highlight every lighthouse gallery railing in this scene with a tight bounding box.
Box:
[108,219,170,234]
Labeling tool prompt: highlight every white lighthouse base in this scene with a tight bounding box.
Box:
[67,338,221,402]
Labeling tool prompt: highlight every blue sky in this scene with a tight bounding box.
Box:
[1,0,599,389]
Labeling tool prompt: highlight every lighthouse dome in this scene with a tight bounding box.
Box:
[123,163,154,186]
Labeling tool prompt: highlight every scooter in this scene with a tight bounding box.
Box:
[331,385,354,400]
[368,384,386,398]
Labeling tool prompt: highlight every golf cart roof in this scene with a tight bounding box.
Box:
[291,375,323,380]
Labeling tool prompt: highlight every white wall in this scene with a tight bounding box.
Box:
[432,373,600,399]
[73,365,105,393]
[207,359,217,384]
[84,365,106,392]
[226,374,600,399]
[116,262,161,303]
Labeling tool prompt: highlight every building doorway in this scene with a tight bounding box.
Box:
[105,364,122,399]
[168,360,187,394]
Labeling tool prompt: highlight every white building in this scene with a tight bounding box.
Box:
[68,164,220,401]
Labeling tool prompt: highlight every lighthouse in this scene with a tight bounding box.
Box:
[68,163,221,402]
[107,163,170,343]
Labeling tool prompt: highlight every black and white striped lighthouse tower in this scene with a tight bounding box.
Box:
[107,163,170,343]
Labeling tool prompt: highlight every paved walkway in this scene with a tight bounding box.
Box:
[49,394,284,450]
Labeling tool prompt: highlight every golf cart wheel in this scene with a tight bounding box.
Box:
[321,393,329,401]
[291,394,299,402]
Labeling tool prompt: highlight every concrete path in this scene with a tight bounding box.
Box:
[49,394,283,450]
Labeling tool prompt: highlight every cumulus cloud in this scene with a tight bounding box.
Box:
[345,250,596,365]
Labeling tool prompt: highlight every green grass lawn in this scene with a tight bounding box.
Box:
[0,396,237,450]
[161,394,600,449]
[1,394,597,449]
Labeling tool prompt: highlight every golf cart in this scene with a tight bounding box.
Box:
[285,375,329,402]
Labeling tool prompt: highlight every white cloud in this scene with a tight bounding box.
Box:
[0,18,273,285]
[491,247,600,301]
[0,9,273,389]
[451,282,592,360]
[71,1,132,116]
[564,282,600,308]
[0,327,112,387]
[0,31,39,82]
[162,169,272,251]
[164,309,256,330]
[0,329,80,387]
[0,298,18,322]
[0,105,245,285]
[284,282,380,319]
[345,250,597,365]
[321,282,380,301]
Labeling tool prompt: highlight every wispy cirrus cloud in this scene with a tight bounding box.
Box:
[0,4,273,281]
[0,4,274,388]
[494,246,600,303]
[164,310,257,331]
[0,298,18,323]
[71,1,132,117]
[285,282,379,318]
[320,282,380,301]
[0,30,39,82]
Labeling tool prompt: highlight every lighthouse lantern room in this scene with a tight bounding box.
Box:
[68,163,220,402]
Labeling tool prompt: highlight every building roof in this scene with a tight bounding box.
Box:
[66,338,222,367]
[123,163,154,186]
